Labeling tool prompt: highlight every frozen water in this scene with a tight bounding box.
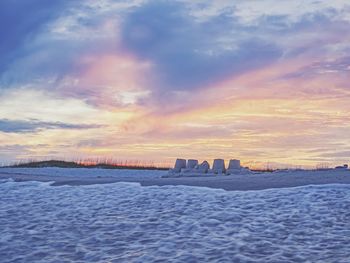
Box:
[0,180,350,262]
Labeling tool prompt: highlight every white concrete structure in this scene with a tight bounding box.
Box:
[228,159,241,169]
[187,159,198,169]
[180,159,199,174]
[209,159,226,174]
[226,159,241,175]
[170,158,186,173]
[168,158,250,177]
[195,161,210,174]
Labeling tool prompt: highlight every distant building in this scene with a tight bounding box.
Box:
[335,164,348,169]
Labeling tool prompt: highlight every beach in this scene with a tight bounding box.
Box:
[1,167,350,191]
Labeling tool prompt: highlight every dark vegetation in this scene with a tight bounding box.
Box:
[5,160,169,170]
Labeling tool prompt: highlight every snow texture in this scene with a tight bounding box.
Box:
[0,167,166,179]
[1,178,350,262]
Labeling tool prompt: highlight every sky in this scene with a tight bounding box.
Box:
[1,0,350,168]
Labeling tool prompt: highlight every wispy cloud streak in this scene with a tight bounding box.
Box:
[0,0,350,167]
[0,119,103,133]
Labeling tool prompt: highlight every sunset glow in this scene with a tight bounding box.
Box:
[1,1,350,168]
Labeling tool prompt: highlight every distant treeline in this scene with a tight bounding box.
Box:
[5,160,170,170]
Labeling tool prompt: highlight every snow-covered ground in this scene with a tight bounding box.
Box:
[1,179,350,262]
[1,167,350,191]
[0,167,166,179]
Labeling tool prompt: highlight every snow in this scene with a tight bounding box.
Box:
[0,167,166,179]
[1,178,350,262]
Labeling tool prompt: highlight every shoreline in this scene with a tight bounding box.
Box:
[1,169,350,191]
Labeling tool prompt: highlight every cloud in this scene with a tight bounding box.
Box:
[197,1,350,25]
[121,1,282,92]
[317,151,350,158]
[0,144,28,153]
[1,0,348,108]
[0,119,102,133]
[0,0,124,88]
[0,0,69,74]
[281,56,350,80]
[0,0,350,167]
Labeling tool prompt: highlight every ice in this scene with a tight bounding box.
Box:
[0,180,350,262]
